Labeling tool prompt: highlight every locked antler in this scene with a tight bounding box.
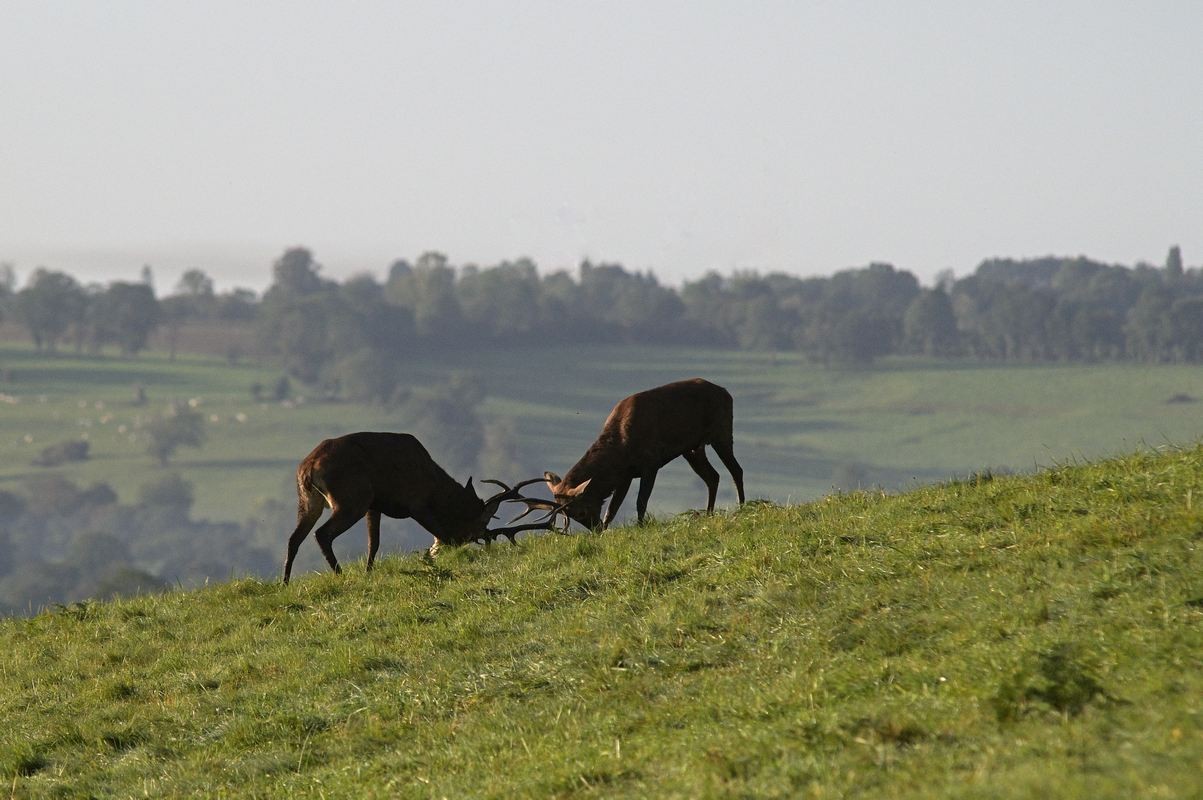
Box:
[477,478,569,543]
[480,477,546,518]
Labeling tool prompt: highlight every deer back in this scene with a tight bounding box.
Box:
[603,378,733,464]
[558,378,733,489]
[300,432,470,519]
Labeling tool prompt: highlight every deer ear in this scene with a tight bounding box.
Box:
[566,478,592,497]
[544,471,562,492]
[464,476,475,495]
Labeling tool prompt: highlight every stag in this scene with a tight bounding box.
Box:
[535,378,745,530]
[282,432,554,583]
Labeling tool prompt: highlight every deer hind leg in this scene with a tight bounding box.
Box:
[283,489,326,584]
[365,510,382,571]
[683,447,721,513]
[312,503,366,575]
[712,440,745,505]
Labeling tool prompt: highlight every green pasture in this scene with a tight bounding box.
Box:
[2,446,1201,797]
[0,342,1201,537]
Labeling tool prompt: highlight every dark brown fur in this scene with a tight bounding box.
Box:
[283,432,493,582]
[544,379,746,529]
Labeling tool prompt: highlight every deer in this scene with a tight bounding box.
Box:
[532,378,745,531]
[282,431,556,583]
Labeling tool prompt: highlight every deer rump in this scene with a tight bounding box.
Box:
[298,433,439,520]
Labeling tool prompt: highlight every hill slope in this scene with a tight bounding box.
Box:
[2,447,1202,798]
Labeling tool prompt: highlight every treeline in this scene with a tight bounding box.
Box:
[1,245,1199,381]
[0,472,267,615]
[0,467,435,615]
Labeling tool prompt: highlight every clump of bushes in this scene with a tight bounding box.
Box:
[31,440,90,467]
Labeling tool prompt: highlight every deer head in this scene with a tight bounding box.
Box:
[542,472,599,530]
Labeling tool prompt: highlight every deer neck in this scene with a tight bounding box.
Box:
[565,436,626,495]
[412,480,476,543]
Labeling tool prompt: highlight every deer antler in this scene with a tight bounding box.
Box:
[505,496,562,523]
[478,477,572,542]
[480,477,546,516]
[476,503,567,545]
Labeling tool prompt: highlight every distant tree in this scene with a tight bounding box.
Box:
[16,269,87,352]
[92,282,160,356]
[0,263,14,322]
[457,260,541,341]
[332,347,401,405]
[1067,304,1125,361]
[20,474,89,518]
[338,272,415,353]
[903,288,960,356]
[259,248,356,383]
[386,251,464,342]
[1165,245,1184,279]
[138,473,195,514]
[216,288,258,321]
[270,247,325,297]
[828,310,897,364]
[577,261,690,343]
[1167,296,1203,361]
[145,404,206,466]
[159,295,189,361]
[175,268,215,300]
[399,382,485,476]
[31,439,89,467]
[0,262,16,293]
[1124,286,1173,362]
[68,531,134,574]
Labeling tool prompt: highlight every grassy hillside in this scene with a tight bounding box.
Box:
[2,446,1201,798]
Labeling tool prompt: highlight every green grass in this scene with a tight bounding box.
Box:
[2,446,1201,797]
[2,341,1203,533]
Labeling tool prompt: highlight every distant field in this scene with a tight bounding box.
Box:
[1,341,1201,541]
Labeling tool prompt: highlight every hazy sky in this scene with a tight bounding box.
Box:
[2,1,1200,294]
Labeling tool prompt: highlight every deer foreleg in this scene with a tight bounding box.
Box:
[635,470,658,524]
[365,510,382,571]
[603,477,633,529]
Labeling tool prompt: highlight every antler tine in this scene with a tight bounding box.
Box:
[482,476,547,509]
[482,502,571,544]
[507,497,561,524]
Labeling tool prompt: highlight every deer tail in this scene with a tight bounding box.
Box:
[296,461,333,513]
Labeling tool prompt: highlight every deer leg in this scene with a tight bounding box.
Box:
[283,492,325,584]
[683,447,721,513]
[603,477,633,529]
[365,510,382,572]
[635,469,658,524]
[312,505,363,575]
[712,441,745,505]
